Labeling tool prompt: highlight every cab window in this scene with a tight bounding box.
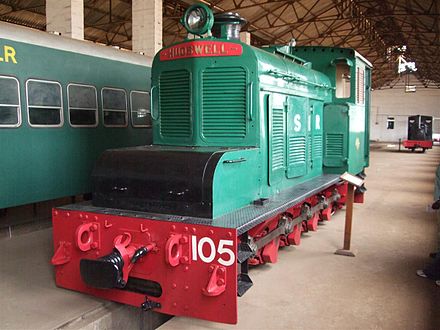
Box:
[335,63,351,98]
[68,84,98,127]
[102,88,127,127]
[130,91,151,127]
[27,79,63,127]
[0,76,20,127]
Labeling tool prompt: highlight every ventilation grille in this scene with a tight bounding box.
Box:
[356,67,365,104]
[202,67,247,138]
[288,136,306,165]
[313,135,323,158]
[271,107,285,171]
[325,133,344,157]
[159,70,191,138]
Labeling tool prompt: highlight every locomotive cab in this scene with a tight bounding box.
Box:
[292,46,372,174]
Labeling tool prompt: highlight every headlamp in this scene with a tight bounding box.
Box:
[182,3,214,36]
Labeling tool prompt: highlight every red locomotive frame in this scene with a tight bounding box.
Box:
[52,209,238,323]
[52,181,353,324]
[402,139,433,151]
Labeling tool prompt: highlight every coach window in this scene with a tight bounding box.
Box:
[130,91,151,127]
[102,87,127,127]
[68,84,98,127]
[27,79,63,127]
[0,76,20,127]
[335,63,351,98]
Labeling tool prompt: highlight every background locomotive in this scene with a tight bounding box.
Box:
[51,4,371,324]
[402,115,433,152]
[0,21,152,213]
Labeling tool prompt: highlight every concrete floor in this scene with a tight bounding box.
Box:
[0,222,169,329]
[1,144,439,329]
[159,144,440,330]
[0,229,103,329]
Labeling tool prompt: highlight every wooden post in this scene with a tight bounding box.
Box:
[335,183,356,257]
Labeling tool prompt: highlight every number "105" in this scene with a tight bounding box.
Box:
[191,236,235,266]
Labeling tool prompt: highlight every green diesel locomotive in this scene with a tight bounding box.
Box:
[52,4,372,325]
[0,21,152,211]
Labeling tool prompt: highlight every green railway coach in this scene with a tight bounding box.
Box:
[0,21,152,211]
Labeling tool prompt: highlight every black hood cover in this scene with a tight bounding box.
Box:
[92,146,227,218]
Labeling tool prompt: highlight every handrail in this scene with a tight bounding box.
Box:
[248,81,253,121]
[150,85,158,120]
[266,70,334,90]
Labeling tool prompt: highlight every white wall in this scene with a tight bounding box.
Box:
[370,76,440,142]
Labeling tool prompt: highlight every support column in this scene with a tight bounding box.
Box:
[132,0,163,57]
[46,0,84,40]
[240,32,251,45]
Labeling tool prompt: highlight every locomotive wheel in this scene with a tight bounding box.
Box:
[331,203,337,216]
[422,148,426,153]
